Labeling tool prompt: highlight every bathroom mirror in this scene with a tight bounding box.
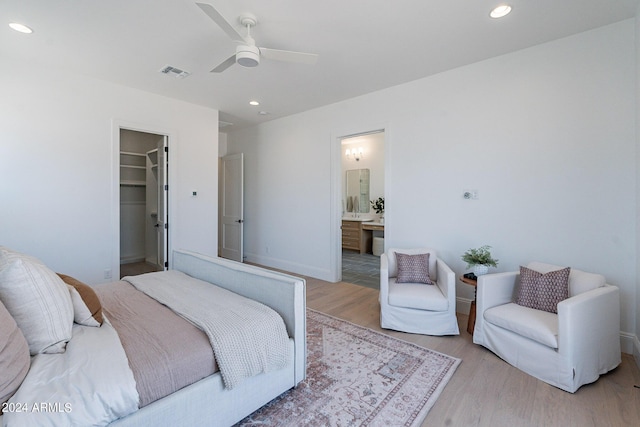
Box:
[345,169,370,213]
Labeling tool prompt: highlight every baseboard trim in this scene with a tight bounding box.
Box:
[628,333,640,367]
[120,255,145,264]
[244,252,335,282]
[456,297,472,315]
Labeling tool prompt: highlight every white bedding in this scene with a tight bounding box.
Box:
[2,318,138,427]
[124,270,290,389]
[1,249,305,427]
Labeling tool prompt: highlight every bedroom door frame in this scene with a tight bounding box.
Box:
[155,135,169,269]
[111,119,174,280]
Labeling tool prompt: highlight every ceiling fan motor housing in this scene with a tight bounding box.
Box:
[236,44,260,67]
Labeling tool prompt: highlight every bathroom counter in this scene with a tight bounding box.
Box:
[362,222,384,230]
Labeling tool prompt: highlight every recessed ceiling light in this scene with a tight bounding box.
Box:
[249,100,260,106]
[9,22,33,34]
[258,111,269,116]
[490,4,512,19]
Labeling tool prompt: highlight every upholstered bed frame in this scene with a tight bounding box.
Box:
[108,249,307,427]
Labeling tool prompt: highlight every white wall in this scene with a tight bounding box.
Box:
[0,59,219,284]
[219,131,228,157]
[228,20,637,346]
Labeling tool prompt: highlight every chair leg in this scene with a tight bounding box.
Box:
[467,285,477,335]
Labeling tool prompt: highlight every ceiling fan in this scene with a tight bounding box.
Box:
[196,2,319,73]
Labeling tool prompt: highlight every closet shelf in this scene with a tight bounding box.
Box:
[147,149,158,168]
[120,180,146,187]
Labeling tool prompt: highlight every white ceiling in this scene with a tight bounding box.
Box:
[1,0,637,131]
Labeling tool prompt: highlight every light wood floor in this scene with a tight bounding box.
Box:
[304,276,640,427]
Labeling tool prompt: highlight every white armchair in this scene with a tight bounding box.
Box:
[380,248,459,336]
[473,262,621,393]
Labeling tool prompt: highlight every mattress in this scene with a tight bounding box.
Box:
[95,281,217,407]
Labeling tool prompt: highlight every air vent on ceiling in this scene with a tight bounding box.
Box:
[159,65,190,79]
[219,120,234,128]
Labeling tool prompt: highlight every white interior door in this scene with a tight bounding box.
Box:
[156,137,168,269]
[220,153,244,262]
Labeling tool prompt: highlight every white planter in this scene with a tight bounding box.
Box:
[472,264,489,276]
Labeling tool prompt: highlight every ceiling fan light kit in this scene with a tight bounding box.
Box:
[236,44,260,67]
[196,2,318,73]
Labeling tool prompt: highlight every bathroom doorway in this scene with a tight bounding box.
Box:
[339,130,385,289]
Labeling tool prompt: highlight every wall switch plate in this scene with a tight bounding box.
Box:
[104,269,112,279]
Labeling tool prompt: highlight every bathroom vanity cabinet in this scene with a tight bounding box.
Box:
[342,220,385,254]
[341,220,368,253]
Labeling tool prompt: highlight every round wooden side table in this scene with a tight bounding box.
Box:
[460,276,478,335]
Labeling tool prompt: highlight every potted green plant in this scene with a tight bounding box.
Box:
[370,197,384,222]
[369,197,384,222]
[461,245,498,276]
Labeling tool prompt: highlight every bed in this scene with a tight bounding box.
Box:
[0,248,306,427]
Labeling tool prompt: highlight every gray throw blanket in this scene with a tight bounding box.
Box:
[124,270,290,389]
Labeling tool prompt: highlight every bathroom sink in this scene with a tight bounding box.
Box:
[342,217,373,222]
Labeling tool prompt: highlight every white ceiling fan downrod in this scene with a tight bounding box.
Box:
[236,16,259,67]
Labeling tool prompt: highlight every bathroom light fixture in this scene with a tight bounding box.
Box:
[9,22,33,34]
[345,147,363,161]
[490,4,512,18]
[249,100,260,106]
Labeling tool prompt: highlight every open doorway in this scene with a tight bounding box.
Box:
[119,129,168,278]
[339,130,385,289]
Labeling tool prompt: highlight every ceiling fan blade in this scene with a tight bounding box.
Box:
[211,54,236,73]
[196,2,246,42]
[259,48,318,65]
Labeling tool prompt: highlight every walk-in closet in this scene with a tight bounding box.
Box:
[119,129,166,274]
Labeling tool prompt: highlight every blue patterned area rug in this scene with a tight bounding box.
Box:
[236,309,461,426]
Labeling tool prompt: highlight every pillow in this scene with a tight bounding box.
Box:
[0,247,74,355]
[527,261,605,297]
[516,265,570,314]
[0,299,30,411]
[395,252,432,284]
[58,273,104,327]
